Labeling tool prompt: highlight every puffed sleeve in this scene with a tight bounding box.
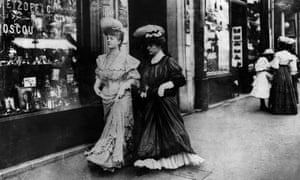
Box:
[95,55,104,80]
[167,57,186,88]
[270,53,279,69]
[124,55,141,80]
[255,57,270,72]
[289,55,298,75]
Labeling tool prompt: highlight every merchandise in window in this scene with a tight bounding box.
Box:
[247,0,260,69]
[0,0,79,118]
[204,0,230,76]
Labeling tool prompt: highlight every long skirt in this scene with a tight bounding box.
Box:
[85,95,134,171]
[250,71,272,99]
[134,96,204,170]
[269,66,298,114]
[292,75,299,104]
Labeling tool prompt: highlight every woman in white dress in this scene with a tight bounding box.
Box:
[85,17,140,171]
[250,49,274,111]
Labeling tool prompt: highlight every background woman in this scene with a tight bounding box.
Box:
[269,36,298,114]
[250,49,274,111]
[286,40,299,104]
[85,17,140,171]
[133,25,204,170]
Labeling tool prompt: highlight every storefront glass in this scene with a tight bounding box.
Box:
[204,0,230,76]
[284,13,296,38]
[247,0,260,68]
[0,0,79,118]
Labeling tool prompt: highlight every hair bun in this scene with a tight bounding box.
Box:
[100,17,123,33]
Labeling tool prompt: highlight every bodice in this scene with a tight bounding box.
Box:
[95,52,140,99]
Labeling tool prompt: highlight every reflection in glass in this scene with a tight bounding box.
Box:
[0,0,79,118]
[205,0,230,75]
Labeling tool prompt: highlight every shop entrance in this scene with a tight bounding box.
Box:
[231,0,250,93]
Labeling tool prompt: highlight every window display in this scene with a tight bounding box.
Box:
[0,0,79,118]
[204,0,230,75]
[284,13,296,38]
[247,0,260,67]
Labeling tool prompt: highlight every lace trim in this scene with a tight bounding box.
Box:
[134,153,205,170]
[85,135,124,167]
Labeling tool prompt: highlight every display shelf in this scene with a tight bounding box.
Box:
[0,103,92,123]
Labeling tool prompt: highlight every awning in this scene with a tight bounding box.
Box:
[231,0,247,6]
[12,38,77,50]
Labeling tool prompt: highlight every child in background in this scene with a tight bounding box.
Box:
[250,49,274,111]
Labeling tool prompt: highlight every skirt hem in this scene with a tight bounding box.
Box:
[134,152,205,170]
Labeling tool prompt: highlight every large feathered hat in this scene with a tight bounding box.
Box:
[133,24,165,38]
[277,36,295,45]
[100,17,123,34]
[133,24,166,46]
[262,48,274,55]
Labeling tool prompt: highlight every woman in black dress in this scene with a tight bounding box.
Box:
[133,26,204,170]
[286,41,299,104]
[269,36,298,114]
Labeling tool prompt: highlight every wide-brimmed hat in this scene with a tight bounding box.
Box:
[263,48,274,55]
[277,36,295,45]
[133,25,165,38]
[100,17,123,34]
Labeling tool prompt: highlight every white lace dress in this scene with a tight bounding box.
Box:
[85,52,140,171]
[251,57,272,99]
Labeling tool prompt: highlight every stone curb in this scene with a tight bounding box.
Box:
[182,93,250,117]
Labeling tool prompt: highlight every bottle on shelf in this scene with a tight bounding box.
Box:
[33,88,42,110]
[44,75,54,109]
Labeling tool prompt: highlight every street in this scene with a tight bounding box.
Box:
[4,95,300,180]
[1,0,300,180]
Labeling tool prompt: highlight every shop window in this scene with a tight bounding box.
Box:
[247,0,261,68]
[284,14,296,38]
[204,0,230,76]
[0,0,79,118]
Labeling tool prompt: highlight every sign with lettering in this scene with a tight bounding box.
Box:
[232,26,243,67]
[1,0,59,36]
[23,77,37,87]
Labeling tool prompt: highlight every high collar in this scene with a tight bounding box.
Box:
[151,50,165,64]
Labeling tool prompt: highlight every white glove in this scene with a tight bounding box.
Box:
[140,92,147,98]
[140,85,149,98]
[116,82,131,99]
[158,81,174,97]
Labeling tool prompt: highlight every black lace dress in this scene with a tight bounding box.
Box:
[134,56,204,169]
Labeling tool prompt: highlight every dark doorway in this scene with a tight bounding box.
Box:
[231,1,250,93]
[128,0,167,60]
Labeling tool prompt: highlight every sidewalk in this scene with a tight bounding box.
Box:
[3,93,300,179]
[0,94,249,180]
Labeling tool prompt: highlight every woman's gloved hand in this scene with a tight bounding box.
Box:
[158,81,174,97]
[140,85,149,98]
[116,81,132,99]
